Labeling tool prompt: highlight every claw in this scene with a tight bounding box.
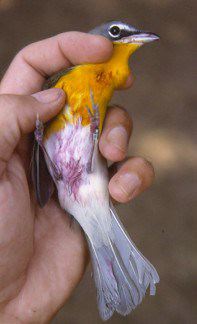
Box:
[86,89,100,173]
[87,89,100,141]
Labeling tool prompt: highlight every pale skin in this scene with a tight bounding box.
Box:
[0,32,155,323]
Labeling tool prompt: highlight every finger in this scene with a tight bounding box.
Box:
[0,89,65,177]
[117,72,134,90]
[108,157,155,203]
[99,106,133,162]
[0,32,113,95]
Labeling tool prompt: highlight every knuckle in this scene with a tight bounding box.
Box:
[16,44,31,58]
[0,98,20,146]
[14,49,25,63]
[0,93,23,128]
[0,95,17,128]
[0,94,24,112]
[0,94,13,107]
[14,44,34,66]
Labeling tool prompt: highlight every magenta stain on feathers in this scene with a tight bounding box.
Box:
[48,120,94,199]
[64,157,84,198]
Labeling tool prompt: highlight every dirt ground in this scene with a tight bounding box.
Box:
[0,0,196,323]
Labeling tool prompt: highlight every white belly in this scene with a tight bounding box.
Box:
[44,121,113,246]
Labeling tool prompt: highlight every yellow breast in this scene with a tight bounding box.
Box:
[44,64,114,139]
[44,42,139,139]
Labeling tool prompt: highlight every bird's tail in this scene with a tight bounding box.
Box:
[87,203,159,321]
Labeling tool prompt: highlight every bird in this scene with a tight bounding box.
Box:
[32,21,160,320]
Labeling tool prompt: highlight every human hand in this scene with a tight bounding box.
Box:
[0,32,154,323]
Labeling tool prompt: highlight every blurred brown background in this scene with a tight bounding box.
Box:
[0,0,196,323]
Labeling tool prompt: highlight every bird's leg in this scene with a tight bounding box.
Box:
[34,116,62,181]
[89,90,100,141]
[86,90,100,173]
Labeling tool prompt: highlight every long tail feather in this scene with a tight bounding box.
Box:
[110,203,159,295]
[88,202,159,320]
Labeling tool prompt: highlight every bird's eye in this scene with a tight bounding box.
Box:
[109,26,121,37]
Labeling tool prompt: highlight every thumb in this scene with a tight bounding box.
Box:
[0,88,65,177]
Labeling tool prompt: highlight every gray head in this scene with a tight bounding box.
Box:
[90,20,159,45]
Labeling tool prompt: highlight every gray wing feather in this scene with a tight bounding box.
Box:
[43,67,73,89]
[31,141,54,208]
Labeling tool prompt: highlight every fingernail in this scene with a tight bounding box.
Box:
[107,126,128,152]
[115,173,141,200]
[33,88,64,103]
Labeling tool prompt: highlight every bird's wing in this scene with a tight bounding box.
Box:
[32,67,75,206]
[31,140,54,208]
[43,67,74,89]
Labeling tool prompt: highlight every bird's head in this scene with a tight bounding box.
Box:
[90,21,159,54]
